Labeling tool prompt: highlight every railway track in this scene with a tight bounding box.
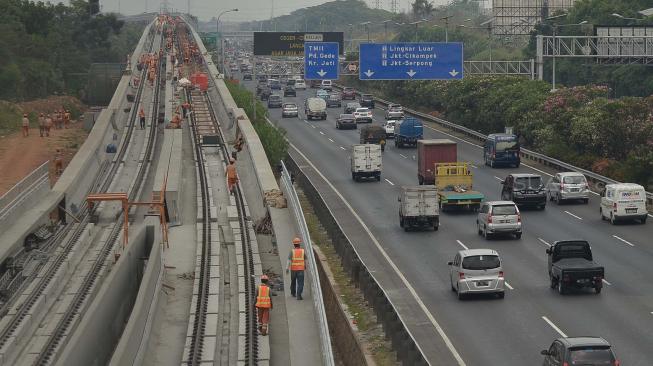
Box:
[185,85,258,365]
[0,27,164,366]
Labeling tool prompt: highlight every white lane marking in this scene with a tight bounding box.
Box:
[542,316,567,337]
[537,238,551,247]
[399,153,408,159]
[505,282,514,290]
[564,211,583,220]
[328,138,334,143]
[319,131,325,135]
[339,146,346,150]
[311,125,316,129]
[602,279,612,286]
[303,120,309,124]
[494,176,503,181]
[384,178,395,186]
[290,142,466,365]
[456,240,469,250]
[613,235,635,247]
[470,164,478,169]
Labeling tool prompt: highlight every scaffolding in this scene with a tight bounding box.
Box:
[492,0,578,37]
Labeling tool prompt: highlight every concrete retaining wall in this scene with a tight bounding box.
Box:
[0,162,50,232]
[154,129,183,224]
[57,218,161,366]
[0,22,156,265]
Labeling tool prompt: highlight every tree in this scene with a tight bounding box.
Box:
[411,0,434,20]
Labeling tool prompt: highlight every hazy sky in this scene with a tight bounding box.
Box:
[97,0,458,21]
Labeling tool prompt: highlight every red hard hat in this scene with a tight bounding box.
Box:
[292,237,301,245]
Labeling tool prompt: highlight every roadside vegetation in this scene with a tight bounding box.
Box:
[224,80,289,166]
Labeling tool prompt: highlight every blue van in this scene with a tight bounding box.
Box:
[484,133,520,168]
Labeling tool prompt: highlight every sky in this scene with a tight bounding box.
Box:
[97,0,459,21]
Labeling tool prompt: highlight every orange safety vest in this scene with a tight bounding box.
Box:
[255,285,271,308]
[290,248,305,271]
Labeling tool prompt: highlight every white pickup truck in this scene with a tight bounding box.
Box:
[350,144,382,182]
[398,186,440,231]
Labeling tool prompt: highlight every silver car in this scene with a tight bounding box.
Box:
[448,249,505,299]
[546,172,590,204]
[477,201,522,239]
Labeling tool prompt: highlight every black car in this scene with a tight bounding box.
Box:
[283,86,296,97]
[260,87,272,101]
[267,94,283,108]
[541,337,618,366]
[243,73,252,80]
[336,114,357,130]
[501,173,546,209]
[360,94,375,109]
[258,74,267,82]
[344,102,361,114]
[286,79,296,86]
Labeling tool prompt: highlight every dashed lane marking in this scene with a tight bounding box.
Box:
[564,211,583,220]
[339,146,346,150]
[537,238,551,247]
[505,282,514,290]
[542,316,567,337]
[384,178,395,186]
[319,131,325,135]
[494,176,503,181]
[456,240,469,250]
[328,138,334,143]
[613,235,635,247]
[399,153,408,159]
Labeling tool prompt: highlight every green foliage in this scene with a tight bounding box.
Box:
[0,101,22,135]
[224,81,289,166]
[0,0,141,101]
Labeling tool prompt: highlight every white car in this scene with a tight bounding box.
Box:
[353,108,373,123]
[385,104,404,119]
[295,79,307,90]
[382,120,397,138]
[448,249,505,300]
[600,183,648,224]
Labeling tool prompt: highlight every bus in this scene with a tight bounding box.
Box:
[484,133,520,168]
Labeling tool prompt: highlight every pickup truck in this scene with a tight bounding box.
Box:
[547,240,604,295]
[399,186,439,231]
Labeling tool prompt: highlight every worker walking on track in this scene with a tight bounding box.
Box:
[226,158,238,194]
[139,107,146,129]
[255,275,273,336]
[54,149,63,176]
[21,114,29,137]
[286,237,307,300]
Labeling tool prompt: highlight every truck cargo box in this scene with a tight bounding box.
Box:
[399,186,439,231]
[418,139,457,185]
[351,144,382,182]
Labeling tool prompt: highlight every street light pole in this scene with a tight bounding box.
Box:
[216,8,238,73]
[360,21,371,42]
[549,20,587,91]
[440,15,453,42]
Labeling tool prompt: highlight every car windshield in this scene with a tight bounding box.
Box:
[462,255,500,270]
[356,108,369,113]
[495,136,519,151]
[344,88,353,92]
[348,103,360,108]
[386,121,396,127]
[569,347,614,365]
[563,175,586,184]
[283,104,297,108]
[362,94,372,99]
[491,205,517,215]
[269,96,281,101]
[515,176,543,189]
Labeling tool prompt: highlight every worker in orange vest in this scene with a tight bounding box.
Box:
[54,149,63,175]
[286,237,307,300]
[255,274,273,336]
[139,107,146,129]
[45,114,53,137]
[64,110,71,129]
[38,113,46,137]
[226,158,238,194]
[21,113,29,137]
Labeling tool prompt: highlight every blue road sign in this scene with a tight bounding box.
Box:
[304,42,339,80]
[359,42,463,80]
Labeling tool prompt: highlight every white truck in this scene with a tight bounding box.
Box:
[398,186,440,231]
[350,144,382,182]
[304,97,327,120]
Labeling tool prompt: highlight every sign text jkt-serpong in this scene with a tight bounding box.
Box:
[253,32,344,56]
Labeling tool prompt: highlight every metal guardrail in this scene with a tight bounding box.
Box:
[0,161,50,213]
[333,83,653,207]
[280,161,335,366]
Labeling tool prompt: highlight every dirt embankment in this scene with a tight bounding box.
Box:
[0,96,88,195]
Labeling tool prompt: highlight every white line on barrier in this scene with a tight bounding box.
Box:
[613,235,635,247]
[289,142,467,366]
[542,316,567,337]
[456,240,468,250]
[564,211,583,220]
[384,178,395,186]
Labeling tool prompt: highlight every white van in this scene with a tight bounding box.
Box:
[600,183,648,224]
[320,79,333,91]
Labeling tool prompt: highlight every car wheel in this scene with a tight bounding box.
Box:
[610,213,616,225]
[497,292,505,299]
[555,193,561,204]
[404,225,410,232]
[595,286,602,294]
[641,216,648,224]
[483,226,491,240]
[457,287,465,300]
[489,159,495,168]
[514,232,522,239]
[557,279,566,295]
[451,279,456,292]
[600,208,605,221]
[539,204,546,210]
[351,172,356,181]
[549,275,557,289]
[336,123,339,129]
[583,198,589,204]
[399,217,404,228]
[477,223,482,235]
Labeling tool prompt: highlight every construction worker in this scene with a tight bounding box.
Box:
[286,237,307,300]
[54,149,63,175]
[45,114,53,137]
[255,274,272,336]
[139,107,146,129]
[380,138,386,152]
[38,113,46,137]
[21,114,29,137]
[181,101,191,119]
[64,110,71,129]
[226,158,238,194]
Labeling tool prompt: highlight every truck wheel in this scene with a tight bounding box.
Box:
[583,198,589,204]
[400,217,404,228]
[641,216,648,224]
[595,286,602,294]
[549,276,557,289]
[418,176,424,185]
[457,288,465,300]
[557,280,566,295]
[404,226,410,232]
[433,223,439,231]
[352,172,357,181]
[376,174,381,182]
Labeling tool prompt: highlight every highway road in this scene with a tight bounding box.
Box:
[242,77,653,365]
